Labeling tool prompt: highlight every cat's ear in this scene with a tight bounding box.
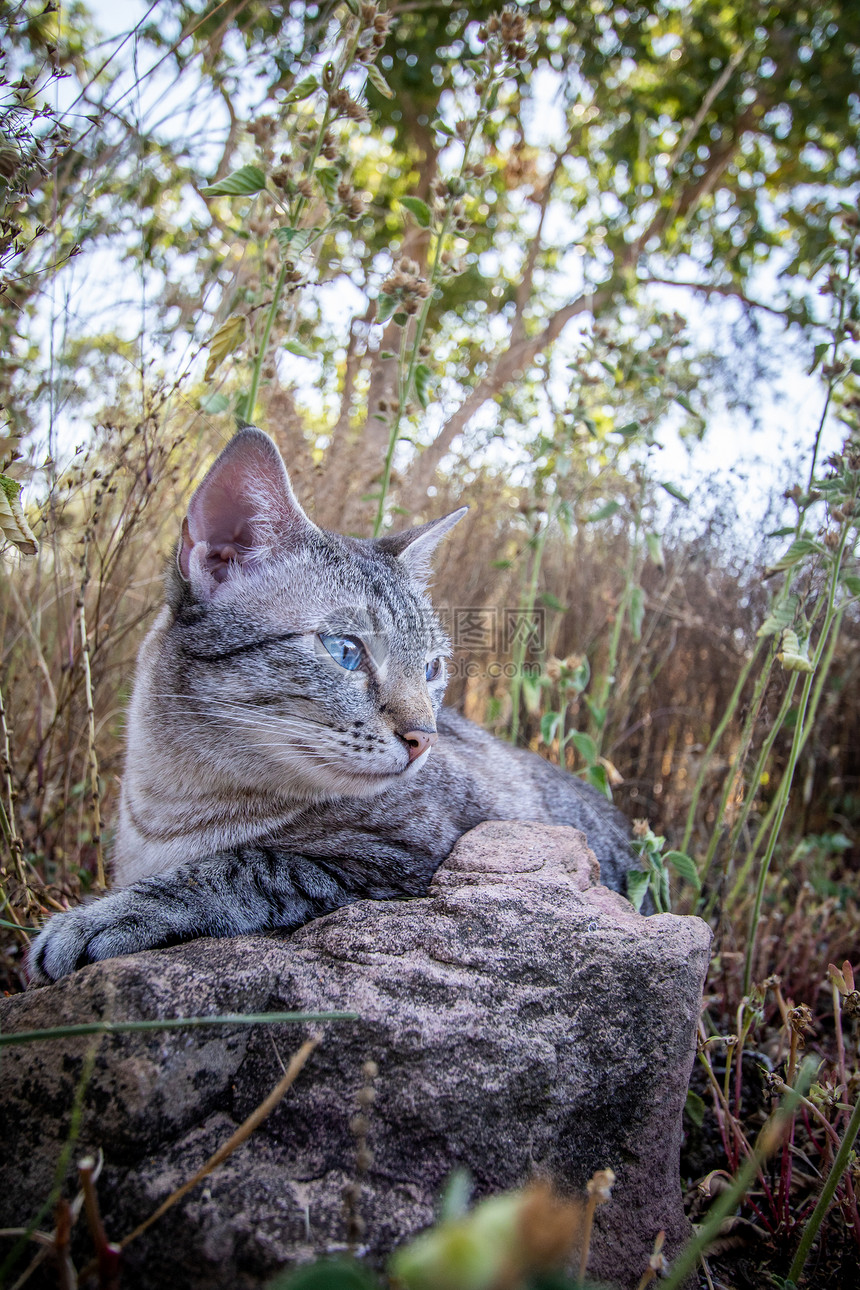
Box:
[178,426,316,597]
[377,506,467,582]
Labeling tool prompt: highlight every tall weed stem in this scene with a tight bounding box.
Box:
[660,1059,816,1290]
[372,68,499,536]
[77,589,104,890]
[509,509,551,745]
[244,18,362,421]
[742,521,853,994]
[726,610,841,909]
[680,638,764,854]
[0,677,24,886]
[591,500,642,755]
[788,1094,860,1286]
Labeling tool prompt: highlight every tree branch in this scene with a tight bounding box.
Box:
[405,284,613,507]
[640,275,793,319]
[511,150,566,343]
[403,103,763,505]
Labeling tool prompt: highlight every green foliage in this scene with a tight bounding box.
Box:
[629,826,700,913]
[270,1260,379,1290]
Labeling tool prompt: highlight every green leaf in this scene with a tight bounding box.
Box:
[199,392,229,415]
[521,675,542,715]
[315,165,340,201]
[777,627,814,673]
[282,75,319,104]
[540,711,561,744]
[660,480,690,504]
[614,420,640,439]
[400,196,432,228]
[201,165,266,197]
[0,473,38,555]
[645,532,664,569]
[270,1259,380,1290]
[283,339,314,358]
[570,731,598,766]
[414,363,432,409]
[566,656,590,693]
[628,585,645,642]
[586,763,612,799]
[376,293,397,325]
[767,538,824,574]
[365,61,394,99]
[439,1168,473,1222]
[274,226,318,254]
[537,591,567,612]
[757,595,799,639]
[204,313,246,381]
[808,341,829,374]
[585,697,606,729]
[557,498,573,539]
[585,500,621,522]
[626,870,651,913]
[685,1089,706,1127]
[841,572,860,596]
[665,850,701,891]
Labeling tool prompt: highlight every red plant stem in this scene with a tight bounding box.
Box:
[783,1120,798,1231]
[832,982,847,1094]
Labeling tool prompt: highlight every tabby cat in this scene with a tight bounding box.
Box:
[29,427,638,984]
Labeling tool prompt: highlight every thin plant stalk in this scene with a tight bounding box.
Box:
[591,493,642,757]
[742,522,853,995]
[78,590,104,890]
[118,1035,319,1249]
[510,509,552,746]
[680,362,836,866]
[693,641,777,893]
[0,676,25,885]
[372,72,498,538]
[726,608,841,909]
[244,18,363,421]
[0,1009,357,1048]
[788,1094,860,1286]
[659,1059,815,1290]
[0,1040,100,1288]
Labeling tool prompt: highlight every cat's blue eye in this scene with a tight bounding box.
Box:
[321,635,364,671]
[425,657,443,682]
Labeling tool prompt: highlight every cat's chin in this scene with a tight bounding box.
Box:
[298,748,432,801]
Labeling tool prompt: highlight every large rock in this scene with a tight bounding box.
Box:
[0,822,711,1290]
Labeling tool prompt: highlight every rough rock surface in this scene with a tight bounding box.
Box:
[0,821,711,1290]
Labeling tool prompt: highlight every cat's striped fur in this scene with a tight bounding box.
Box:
[29,428,636,984]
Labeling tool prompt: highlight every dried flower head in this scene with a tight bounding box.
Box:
[586,1168,616,1204]
[787,1003,814,1039]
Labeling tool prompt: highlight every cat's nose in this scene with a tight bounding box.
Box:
[398,728,438,763]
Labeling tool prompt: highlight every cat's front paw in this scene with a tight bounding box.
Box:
[27,897,145,986]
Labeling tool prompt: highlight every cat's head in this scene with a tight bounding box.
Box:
[162,427,465,802]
